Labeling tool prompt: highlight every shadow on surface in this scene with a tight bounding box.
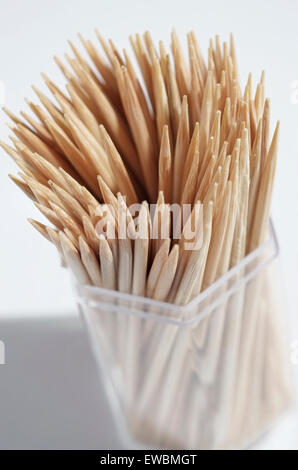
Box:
[0,314,122,449]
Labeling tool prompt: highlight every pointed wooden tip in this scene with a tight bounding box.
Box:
[0,140,10,150]
[2,106,10,116]
[41,72,49,82]
[78,234,85,246]
[157,190,165,205]
[264,97,270,108]
[97,174,112,197]
[47,179,56,189]
[98,123,107,136]
[6,122,17,132]
[8,173,18,182]
[24,97,32,106]
[28,218,38,226]
[171,27,178,38]
[34,201,42,210]
[31,85,43,99]
[161,124,169,137]
[28,218,51,240]
[67,39,75,50]
[272,121,280,141]
[97,174,104,185]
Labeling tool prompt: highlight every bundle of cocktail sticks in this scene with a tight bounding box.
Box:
[1,30,293,449]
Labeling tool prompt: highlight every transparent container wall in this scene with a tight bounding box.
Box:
[74,225,294,450]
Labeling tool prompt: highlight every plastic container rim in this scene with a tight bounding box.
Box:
[74,220,279,326]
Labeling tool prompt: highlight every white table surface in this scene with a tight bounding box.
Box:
[0,314,297,450]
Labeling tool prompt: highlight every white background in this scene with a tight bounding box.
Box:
[0,0,297,336]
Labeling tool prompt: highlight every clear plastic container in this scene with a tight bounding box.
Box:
[74,222,294,450]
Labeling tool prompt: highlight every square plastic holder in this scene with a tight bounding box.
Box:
[74,222,294,449]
